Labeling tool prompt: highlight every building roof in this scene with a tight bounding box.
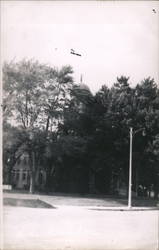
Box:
[73,83,92,96]
[78,83,91,92]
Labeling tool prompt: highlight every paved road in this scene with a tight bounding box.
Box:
[2,205,159,250]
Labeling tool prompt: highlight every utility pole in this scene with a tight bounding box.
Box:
[128,127,145,209]
[128,127,133,209]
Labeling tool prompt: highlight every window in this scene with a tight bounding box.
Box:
[23,158,28,165]
[16,171,20,181]
[17,158,21,165]
[39,172,43,185]
[23,172,26,180]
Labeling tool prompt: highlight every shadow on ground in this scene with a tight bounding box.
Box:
[4,197,56,209]
[117,197,159,207]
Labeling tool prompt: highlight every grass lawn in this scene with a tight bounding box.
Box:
[3,190,159,208]
[3,197,55,209]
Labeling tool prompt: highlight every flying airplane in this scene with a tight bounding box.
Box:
[70,49,81,57]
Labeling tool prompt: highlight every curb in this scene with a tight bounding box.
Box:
[87,206,159,211]
[53,205,159,211]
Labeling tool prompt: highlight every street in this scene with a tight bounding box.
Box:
[2,203,159,250]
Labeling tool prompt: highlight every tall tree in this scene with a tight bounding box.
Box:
[3,59,74,193]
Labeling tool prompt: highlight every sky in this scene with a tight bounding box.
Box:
[1,1,159,93]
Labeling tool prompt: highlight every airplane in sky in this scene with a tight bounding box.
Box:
[70,49,82,57]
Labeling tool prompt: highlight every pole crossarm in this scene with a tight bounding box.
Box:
[132,127,145,137]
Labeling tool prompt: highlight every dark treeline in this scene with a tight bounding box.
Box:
[3,60,159,198]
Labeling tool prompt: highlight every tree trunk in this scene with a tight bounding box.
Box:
[135,168,139,197]
[154,183,159,200]
[45,116,50,134]
[29,171,35,193]
[29,173,33,193]
[29,151,36,194]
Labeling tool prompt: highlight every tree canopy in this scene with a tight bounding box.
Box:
[3,60,159,197]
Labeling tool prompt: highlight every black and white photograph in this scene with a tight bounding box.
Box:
[1,1,159,250]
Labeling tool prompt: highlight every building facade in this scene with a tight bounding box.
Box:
[11,153,46,190]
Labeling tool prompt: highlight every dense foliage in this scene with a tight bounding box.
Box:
[3,60,159,197]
